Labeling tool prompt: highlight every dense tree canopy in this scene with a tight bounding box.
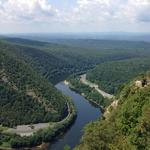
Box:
[2,38,150,84]
[1,37,150,149]
[87,58,150,94]
[75,73,150,150]
[0,49,68,127]
[68,75,112,108]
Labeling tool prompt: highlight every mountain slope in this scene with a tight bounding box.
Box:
[0,40,73,84]
[87,58,150,94]
[75,73,150,150]
[0,48,68,127]
[2,38,150,84]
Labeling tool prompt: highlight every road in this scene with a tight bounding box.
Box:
[80,74,114,99]
[6,102,71,137]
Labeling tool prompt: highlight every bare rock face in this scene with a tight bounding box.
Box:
[135,80,143,88]
[135,78,149,88]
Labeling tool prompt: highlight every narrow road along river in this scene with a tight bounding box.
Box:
[80,74,114,99]
[48,82,101,150]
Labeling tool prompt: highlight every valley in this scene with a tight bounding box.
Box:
[1,37,150,150]
[0,0,150,149]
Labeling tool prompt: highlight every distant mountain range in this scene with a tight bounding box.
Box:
[3,32,150,42]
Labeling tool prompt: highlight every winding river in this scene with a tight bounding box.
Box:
[48,82,101,150]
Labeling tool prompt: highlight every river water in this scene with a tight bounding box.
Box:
[48,82,101,150]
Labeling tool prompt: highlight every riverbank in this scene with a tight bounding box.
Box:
[67,74,114,110]
[6,102,71,137]
[49,82,100,149]
[79,75,119,118]
[0,92,77,150]
[80,74,114,99]
[0,143,49,150]
[65,81,103,111]
[1,80,102,150]
[67,74,119,120]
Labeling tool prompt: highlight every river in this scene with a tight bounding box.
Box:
[48,82,101,150]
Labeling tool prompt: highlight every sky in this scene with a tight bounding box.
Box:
[0,0,150,33]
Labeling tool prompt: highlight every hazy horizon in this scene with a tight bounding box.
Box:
[1,32,150,42]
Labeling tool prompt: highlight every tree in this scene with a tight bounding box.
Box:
[64,145,71,150]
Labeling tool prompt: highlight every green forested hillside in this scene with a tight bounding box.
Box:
[75,73,150,150]
[1,37,150,149]
[87,58,150,94]
[0,40,100,84]
[68,75,112,108]
[1,37,50,48]
[0,49,68,127]
[2,38,150,84]
[0,40,74,84]
[44,39,150,51]
[68,58,150,109]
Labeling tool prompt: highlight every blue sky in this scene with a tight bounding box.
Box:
[0,0,150,33]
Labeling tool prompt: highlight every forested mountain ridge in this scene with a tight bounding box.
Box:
[68,57,150,110]
[87,58,150,94]
[0,37,50,48]
[0,48,68,127]
[0,40,73,84]
[42,39,150,50]
[1,38,150,84]
[0,39,102,84]
[75,72,150,150]
[1,37,150,127]
[1,37,150,149]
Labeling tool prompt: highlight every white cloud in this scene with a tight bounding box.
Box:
[0,0,59,23]
[0,0,150,32]
[68,0,150,24]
